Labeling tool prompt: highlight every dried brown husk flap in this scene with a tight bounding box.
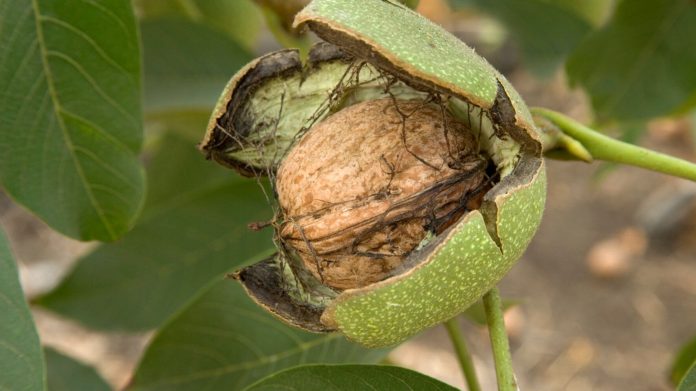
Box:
[232,250,338,332]
[201,43,427,177]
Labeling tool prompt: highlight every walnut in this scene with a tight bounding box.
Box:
[277,98,486,289]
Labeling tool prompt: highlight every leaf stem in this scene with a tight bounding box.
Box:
[532,107,696,182]
[483,288,517,391]
[443,317,481,391]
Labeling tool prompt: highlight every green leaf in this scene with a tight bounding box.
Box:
[0,227,45,391]
[679,363,696,391]
[567,0,696,122]
[36,132,273,330]
[672,336,696,386]
[45,348,110,391]
[134,0,262,50]
[0,0,145,241]
[245,365,457,391]
[129,281,388,391]
[461,0,593,76]
[141,18,253,114]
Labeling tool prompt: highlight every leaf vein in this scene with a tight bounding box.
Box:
[39,15,131,76]
[30,0,117,239]
[138,334,343,387]
[79,0,131,38]
[71,145,137,191]
[87,183,133,206]
[0,4,33,72]
[0,340,38,375]
[601,1,689,116]
[60,108,134,154]
[12,70,45,123]
[45,50,138,127]
[1,39,39,93]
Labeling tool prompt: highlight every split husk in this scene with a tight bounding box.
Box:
[201,0,546,347]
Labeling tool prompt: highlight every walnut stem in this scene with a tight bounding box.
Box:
[533,107,696,182]
[483,287,518,391]
[443,317,481,391]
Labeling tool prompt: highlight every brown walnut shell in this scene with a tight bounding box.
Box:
[277,98,486,289]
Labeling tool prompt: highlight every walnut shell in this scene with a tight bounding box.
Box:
[277,98,486,289]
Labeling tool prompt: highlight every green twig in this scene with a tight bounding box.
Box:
[483,288,517,391]
[444,317,481,391]
[532,107,696,182]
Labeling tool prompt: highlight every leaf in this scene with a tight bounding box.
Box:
[461,0,593,76]
[0,0,145,241]
[45,348,110,391]
[0,227,45,391]
[133,0,262,50]
[141,18,253,113]
[566,0,696,122]
[679,363,696,391]
[129,281,389,391]
[245,365,457,391]
[36,132,273,330]
[672,336,696,386]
